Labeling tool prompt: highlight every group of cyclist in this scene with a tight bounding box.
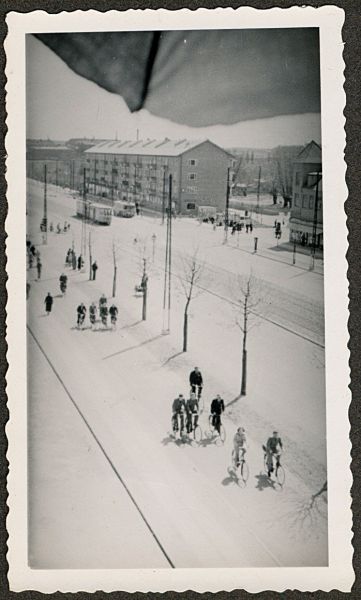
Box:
[76,295,118,328]
[172,366,283,479]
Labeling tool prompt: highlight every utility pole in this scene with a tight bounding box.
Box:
[223,167,230,244]
[292,238,297,265]
[42,164,47,245]
[310,171,321,271]
[256,165,261,223]
[81,168,87,261]
[162,165,167,225]
[162,174,173,333]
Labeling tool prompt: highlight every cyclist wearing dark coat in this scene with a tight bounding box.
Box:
[189,367,203,397]
[172,394,186,432]
[185,393,199,433]
[210,394,225,432]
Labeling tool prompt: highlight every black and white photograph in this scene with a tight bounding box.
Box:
[5,6,353,593]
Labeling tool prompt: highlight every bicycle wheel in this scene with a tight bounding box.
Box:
[219,424,226,443]
[194,425,202,443]
[241,460,249,482]
[275,464,285,486]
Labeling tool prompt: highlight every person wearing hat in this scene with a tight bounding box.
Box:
[265,431,283,477]
[172,393,186,434]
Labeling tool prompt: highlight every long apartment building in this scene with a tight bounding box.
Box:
[84,138,234,214]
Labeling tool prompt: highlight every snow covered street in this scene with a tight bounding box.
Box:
[26,179,328,568]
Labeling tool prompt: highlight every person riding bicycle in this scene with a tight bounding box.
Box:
[172,394,186,433]
[233,427,247,467]
[210,394,225,434]
[100,303,108,325]
[89,302,97,325]
[264,431,283,477]
[109,304,118,324]
[189,366,203,398]
[185,392,199,433]
[59,273,68,293]
[99,294,107,310]
[77,302,86,326]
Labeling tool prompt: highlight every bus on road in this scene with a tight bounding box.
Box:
[113,200,136,218]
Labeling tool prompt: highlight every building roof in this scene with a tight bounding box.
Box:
[294,140,322,164]
[85,138,232,158]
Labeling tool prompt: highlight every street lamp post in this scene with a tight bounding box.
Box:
[142,258,148,321]
[152,233,156,262]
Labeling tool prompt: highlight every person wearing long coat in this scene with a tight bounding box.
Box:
[44,293,53,315]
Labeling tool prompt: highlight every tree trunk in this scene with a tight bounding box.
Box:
[241,348,247,396]
[112,264,117,297]
[142,284,147,321]
[183,310,188,352]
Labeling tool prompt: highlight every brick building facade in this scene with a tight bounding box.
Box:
[84,139,234,214]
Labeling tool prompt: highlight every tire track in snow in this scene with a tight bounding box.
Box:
[113,241,325,349]
[27,324,175,569]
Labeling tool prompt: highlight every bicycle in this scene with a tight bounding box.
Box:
[231,449,249,483]
[207,414,226,443]
[263,445,285,486]
[186,412,202,444]
[172,412,185,439]
[77,313,85,329]
[190,386,204,412]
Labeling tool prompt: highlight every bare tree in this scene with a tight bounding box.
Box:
[179,251,204,352]
[235,273,262,397]
[271,145,302,207]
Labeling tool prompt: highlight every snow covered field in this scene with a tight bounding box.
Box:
[26,179,328,568]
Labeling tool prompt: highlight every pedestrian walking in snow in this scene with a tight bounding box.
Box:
[250,223,253,233]
[44,292,53,315]
[72,252,77,270]
[91,261,98,281]
[36,259,42,280]
[246,224,249,233]
[77,255,83,270]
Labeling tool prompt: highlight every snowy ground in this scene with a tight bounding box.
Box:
[26,179,328,568]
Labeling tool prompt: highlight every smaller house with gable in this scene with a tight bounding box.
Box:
[289,140,323,249]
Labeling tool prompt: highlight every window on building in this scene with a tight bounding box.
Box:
[187,186,198,194]
[309,196,314,209]
[188,173,197,181]
[294,193,300,206]
[187,202,196,210]
[188,159,197,166]
[302,194,308,208]
[295,172,300,186]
